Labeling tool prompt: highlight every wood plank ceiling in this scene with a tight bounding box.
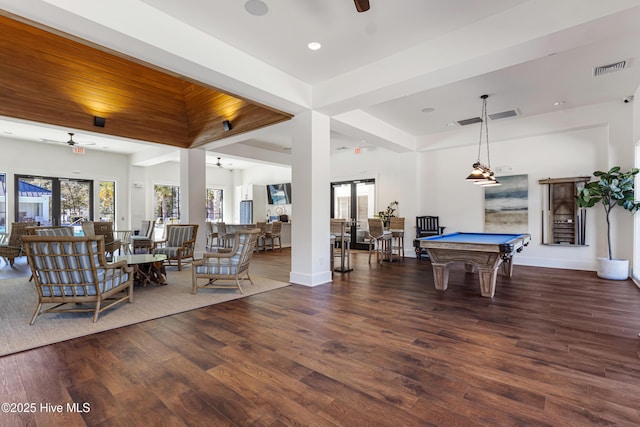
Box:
[0,13,292,149]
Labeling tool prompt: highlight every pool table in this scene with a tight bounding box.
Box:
[418,232,531,297]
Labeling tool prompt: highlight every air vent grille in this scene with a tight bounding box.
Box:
[456,117,482,126]
[488,109,519,120]
[594,60,626,76]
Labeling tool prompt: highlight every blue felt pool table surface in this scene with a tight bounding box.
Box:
[421,232,527,245]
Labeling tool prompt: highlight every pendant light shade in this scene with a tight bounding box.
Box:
[465,95,500,186]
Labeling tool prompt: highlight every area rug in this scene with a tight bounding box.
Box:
[0,269,290,356]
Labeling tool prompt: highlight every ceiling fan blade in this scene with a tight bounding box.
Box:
[354,0,370,12]
[39,138,96,146]
[65,132,95,146]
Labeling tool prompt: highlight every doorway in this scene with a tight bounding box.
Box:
[15,175,93,232]
[331,179,375,250]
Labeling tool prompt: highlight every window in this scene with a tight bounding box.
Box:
[206,188,223,222]
[154,184,180,222]
[99,181,116,223]
[15,175,93,228]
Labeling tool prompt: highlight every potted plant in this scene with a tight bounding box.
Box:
[377,201,398,227]
[576,166,640,280]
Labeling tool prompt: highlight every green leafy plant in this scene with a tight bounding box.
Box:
[377,201,399,222]
[576,166,640,260]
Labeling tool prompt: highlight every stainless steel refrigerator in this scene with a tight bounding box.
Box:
[239,200,253,224]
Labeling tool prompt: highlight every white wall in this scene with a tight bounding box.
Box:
[2,98,636,274]
[240,163,292,222]
[140,161,237,225]
[0,137,130,230]
[329,101,635,271]
[424,126,605,270]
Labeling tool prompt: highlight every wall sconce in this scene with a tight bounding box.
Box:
[223,120,232,131]
[93,116,106,127]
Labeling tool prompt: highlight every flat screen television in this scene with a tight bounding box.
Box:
[266,183,291,205]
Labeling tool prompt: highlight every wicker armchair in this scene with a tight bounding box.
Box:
[25,225,75,236]
[152,224,199,270]
[22,235,133,324]
[0,222,38,266]
[92,222,122,256]
[130,220,155,253]
[192,229,260,294]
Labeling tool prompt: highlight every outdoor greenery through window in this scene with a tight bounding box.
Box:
[99,181,115,223]
[154,184,180,223]
[59,179,91,225]
[206,188,223,222]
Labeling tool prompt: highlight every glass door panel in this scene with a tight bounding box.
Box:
[331,179,375,250]
[354,181,375,247]
[332,183,351,220]
[16,177,53,225]
[16,175,92,233]
[60,179,91,227]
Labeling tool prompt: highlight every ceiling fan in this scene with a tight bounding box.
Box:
[354,0,370,12]
[42,132,96,146]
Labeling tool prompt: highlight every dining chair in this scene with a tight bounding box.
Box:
[367,218,392,264]
[330,219,351,272]
[388,217,405,258]
[262,221,282,252]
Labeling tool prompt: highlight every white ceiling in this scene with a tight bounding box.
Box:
[1,0,640,168]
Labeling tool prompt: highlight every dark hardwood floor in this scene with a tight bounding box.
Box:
[2,249,640,426]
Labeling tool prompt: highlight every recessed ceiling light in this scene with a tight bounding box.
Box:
[553,100,566,106]
[307,42,322,51]
[244,0,268,16]
[421,107,435,113]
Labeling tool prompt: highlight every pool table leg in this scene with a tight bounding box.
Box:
[431,263,449,291]
[478,268,498,297]
[500,256,514,277]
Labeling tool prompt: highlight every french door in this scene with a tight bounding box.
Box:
[15,175,93,230]
[330,179,375,250]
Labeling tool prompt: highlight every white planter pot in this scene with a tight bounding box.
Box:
[597,258,629,280]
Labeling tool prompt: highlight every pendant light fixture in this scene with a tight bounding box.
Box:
[465,94,501,186]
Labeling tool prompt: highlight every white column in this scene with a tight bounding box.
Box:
[290,110,332,286]
[180,148,207,254]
